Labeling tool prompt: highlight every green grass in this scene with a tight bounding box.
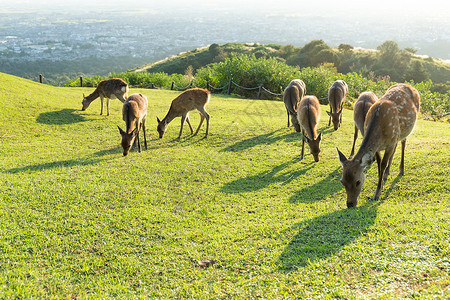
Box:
[0,72,449,298]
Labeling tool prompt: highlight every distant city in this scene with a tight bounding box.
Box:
[1,5,449,77]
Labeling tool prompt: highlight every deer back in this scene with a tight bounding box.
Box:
[297,95,321,140]
[168,88,210,117]
[353,91,378,136]
[122,93,148,133]
[98,78,128,99]
[372,84,420,142]
[328,80,348,112]
[283,79,306,115]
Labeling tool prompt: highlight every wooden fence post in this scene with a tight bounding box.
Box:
[227,78,233,95]
[171,82,174,90]
[257,84,263,99]
[80,76,83,87]
[39,74,43,83]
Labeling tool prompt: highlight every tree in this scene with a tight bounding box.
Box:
[338,44,354,53]
[404,60,430,83]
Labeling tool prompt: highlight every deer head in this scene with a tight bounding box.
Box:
[337,148,375,208]
[327,110,342,130]
[118,126,137,156]
[304,132,322,162]
[156,117,168,138]
[81,93,90,111]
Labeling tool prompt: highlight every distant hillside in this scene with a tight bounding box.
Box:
[133,41,450,85]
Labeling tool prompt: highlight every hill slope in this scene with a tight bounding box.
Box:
[133,42,450,84]
[1,73,449,298]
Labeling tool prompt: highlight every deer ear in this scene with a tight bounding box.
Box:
[118,126,125,135]
[326,111,332,116]
[131,127,138,136]
[156,117,161,123]
[317,132,322,141]
[336,147,347,166]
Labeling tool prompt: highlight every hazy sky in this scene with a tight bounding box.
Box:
[1,0,449,19]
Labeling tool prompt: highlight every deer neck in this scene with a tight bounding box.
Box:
[85,89,100,102]
[353,105,382,167]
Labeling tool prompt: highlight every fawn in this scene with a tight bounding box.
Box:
[82,78,128,116]
[350,91,378,157]
[297,95,322,162]
[327,80,348,130]
[157,88,210,139]
[118,93,148,156]
[283,79,306,132]
[337,84,420,208]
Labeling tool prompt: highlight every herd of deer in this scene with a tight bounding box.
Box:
[80,77,420,208]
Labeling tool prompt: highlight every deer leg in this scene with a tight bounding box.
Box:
[383,143,397,182]
[399,139,406,176]
[142,120,147,150]
[179,113,188,138]
[185,113,194,134]
[287,109,290,127]
[100,96,104,115]
[136,123,142,153]
[373,146,396,201]
[194,115,205,136]
[375,152,382,179]
[300,131,305,160]
[350,126,358,158]
[106,98,110,116]
[196,107,210,138]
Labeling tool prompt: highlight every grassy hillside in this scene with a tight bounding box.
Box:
[0,73,449,298]
[133,42,450,85]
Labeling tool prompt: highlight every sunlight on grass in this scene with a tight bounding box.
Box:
[0,73,449,298]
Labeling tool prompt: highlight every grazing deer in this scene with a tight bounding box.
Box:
[337,83,420,208]
[117,93,148,156]
[327,80,348,130]
[350,91,378,157]
[297,95,322,162]
[283,79,306,132]
[82,78,129,116]
[157,88,210,139]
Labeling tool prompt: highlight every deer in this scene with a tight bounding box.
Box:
[337,83,420,208]
[157,88,210,139]
[117,93,148,156]
[350,91,378,157]
[327,80,348,130]
[81,78,129,116]
[283,79,306,132]
[297,95,322,162]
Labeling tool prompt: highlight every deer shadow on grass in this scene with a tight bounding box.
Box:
[288,167,343,204]
[220,158,314,194]
[36,109,87,125]
[278,200,380,272]
[5,157,105,174]
[220,129,300,153]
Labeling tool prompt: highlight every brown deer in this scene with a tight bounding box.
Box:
[350,91,378,157]
[337,83,420,208]
[82,78,129,116]
[327,80,348,130]
[283,79,306,132]
[297,95,322,162]
[157,88,210,139]
[117,93,148,156]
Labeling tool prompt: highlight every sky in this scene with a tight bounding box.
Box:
[1,0,449,19]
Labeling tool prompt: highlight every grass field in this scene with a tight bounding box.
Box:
[0,72,449,298]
